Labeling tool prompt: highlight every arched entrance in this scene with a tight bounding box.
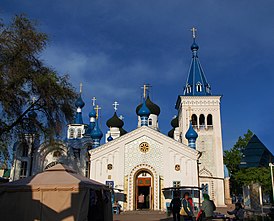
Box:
[134,169,154,210]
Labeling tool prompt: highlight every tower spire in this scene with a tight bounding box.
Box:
[183,28,211,96]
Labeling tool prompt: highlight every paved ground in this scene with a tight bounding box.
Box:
[113,206,236,221]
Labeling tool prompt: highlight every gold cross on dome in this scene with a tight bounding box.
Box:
[94,104,101,119]
[141,84,151,99]
[190,27,197,39]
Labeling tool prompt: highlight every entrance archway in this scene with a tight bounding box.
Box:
[134,169,153,210]
[129,164,158,211]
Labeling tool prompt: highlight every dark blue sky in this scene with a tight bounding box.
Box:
[2,1,274,152]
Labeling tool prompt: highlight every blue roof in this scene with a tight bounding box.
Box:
[90,119,103,139]
[185,122,198,140]
[75,95,85,108]
[89,108,96,118]
[74,112,83,124]
[107,134,113,141]
[183,40,212,96]
[138,99,151,117]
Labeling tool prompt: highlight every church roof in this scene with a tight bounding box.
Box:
[240,134,274,168]
[106,112,124,128]
[136,96,160,116]
[183,38,211,96]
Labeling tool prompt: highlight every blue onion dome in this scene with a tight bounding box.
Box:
[90,121,103,139]
[89,109,96,118]
[75,95,85,108]
[107,135,113,142]
[168,128,175,138]
[28,110,37,119]
[138,100,151,117]
[106,112,124,128]
[171,116,179,128]
[136,96,160,116]
[191,42,199,51]
[185,122,198,140]
[119,127,127,135]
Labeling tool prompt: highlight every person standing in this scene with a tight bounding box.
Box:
[227,202,245,221]
[170,192,181,221]
[200,194,215,221]
[138,193,145,210]
[181,192,194,221]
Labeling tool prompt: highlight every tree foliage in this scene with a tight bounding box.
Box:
[0,15,77,160]
[224,129,253,175]
[235,167,272,193]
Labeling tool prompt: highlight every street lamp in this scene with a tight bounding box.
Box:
[269,163,274,203]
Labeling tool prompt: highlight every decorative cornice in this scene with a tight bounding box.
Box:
[89,126,199,157]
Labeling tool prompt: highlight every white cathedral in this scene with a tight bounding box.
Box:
[10,32,227,211]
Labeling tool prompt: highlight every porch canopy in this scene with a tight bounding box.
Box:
[0,163,112,221]
[162,186,202,199]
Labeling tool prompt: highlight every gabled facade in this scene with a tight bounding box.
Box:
[89,126,199,211]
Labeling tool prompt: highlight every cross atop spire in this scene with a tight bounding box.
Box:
[141,84,151,99]
[80,82,83,94]
[113,101,119,112]
[190,27,197,39]
[94,104,101,119]
[92,97,96,107]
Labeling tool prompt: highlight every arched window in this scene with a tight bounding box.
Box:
[77,128,82,138]
[148,118,152,126]
[22,143,28,157]
[186,85,191,94]
[196,83,202,92]
[199,114,205,127]
[207,114,213,126]
[69,128,74,139]
[191,114,198,126]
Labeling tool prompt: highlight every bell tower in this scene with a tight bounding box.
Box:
[175,28,225,206]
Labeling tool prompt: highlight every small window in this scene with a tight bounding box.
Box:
[199,114,205,126]
[22,143,28,157]
[201,183,209,194]
[196,83,202,92]
[69,128,74,138]
[148,119,152,126]
[191,114,198,126]
[207,114,213,126]
[77,128,82,138]
[173,181,181,187]
[186,85,191,94]
[85,161,90,177]
[20,161,28,179]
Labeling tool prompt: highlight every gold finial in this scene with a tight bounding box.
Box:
[92,97,96,107]
[141,84,151,99]
[94,104,101,119]
[80,82,83,94]
[190,27,197,39]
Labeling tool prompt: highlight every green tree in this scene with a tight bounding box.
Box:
[223,129,253,194]
[235,167,272,194]
[0,15,77,164]
[224,129,253,175]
